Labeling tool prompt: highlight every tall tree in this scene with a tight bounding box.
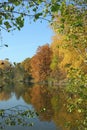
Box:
[50,2,87,76]
[31,44,52,82]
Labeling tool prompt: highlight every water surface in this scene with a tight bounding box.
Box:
[0,82,84,130]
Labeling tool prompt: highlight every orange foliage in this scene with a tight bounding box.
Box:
[31,44,52,82]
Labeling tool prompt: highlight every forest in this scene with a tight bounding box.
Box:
[0,0,87,130]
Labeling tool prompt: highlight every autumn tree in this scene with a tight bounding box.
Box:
[50,2,87,79]
[22,58,31,73]
[50,34,66,81]
[50,33,87,79]
[50,3,87,127]
[0,59,14,83]
[52,3,87,60]
[0,60,11,70]
[31,44,52,82]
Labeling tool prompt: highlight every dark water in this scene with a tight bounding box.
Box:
[0,82,84,130]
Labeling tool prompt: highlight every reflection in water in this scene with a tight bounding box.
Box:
[0,82,85,130]
[50,90,83,130]
[30,85,54,121]
[0,83,13,101]
[0,91,11,101]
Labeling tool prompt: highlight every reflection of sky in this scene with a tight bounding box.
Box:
[5,121,59,130]
[0,92,60,130]
[0,93,33,109]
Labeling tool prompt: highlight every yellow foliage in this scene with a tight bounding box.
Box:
[51,34,87,76]
[0,60,11,70]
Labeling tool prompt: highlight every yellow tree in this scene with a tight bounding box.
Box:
[0,60,11,71]
[50,4,87,79]
[50,33,87,80]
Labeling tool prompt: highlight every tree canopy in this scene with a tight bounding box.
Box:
[0,0,87,32]
[31,44,52,82]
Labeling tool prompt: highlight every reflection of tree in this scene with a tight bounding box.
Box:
[0,82,31,101]
[0,83,85,130]
[0,91,11,101]
[14,82,29,100]
[0,84,38,129]
[51,89,84,130]
[30,85,54,121]
[22,87,32,104]
[0,83,14,101]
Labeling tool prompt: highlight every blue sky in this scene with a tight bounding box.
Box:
[0,19,54,63]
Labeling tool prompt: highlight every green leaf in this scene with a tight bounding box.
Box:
[51,3,60,12]
[16,16,24,28]
[4,21,12,29]
[35,13,42,20]
[8,0,22,6]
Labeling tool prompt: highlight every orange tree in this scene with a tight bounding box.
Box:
[31,44,52,82]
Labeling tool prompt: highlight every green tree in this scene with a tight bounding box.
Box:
[0,0,86,32]
[13,63,25,82]
[21,58,32,82]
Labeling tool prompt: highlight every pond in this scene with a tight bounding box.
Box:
[0,82,85,130]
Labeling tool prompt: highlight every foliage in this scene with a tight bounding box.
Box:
[0,0,61,31]
[0,60,32,83]
[50,33,87,82]
[0,105,38,129]
[31,44,52,82]
[50,0,87,81]
[0,0,86,32]
[22,58,31,74]
[0,60,11,70]
[50,2,87,129]
[50,35,66,80]
[0,60,14,83]
[21,58,32,82]
[52,3,87,61]
[66,68,87,129]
